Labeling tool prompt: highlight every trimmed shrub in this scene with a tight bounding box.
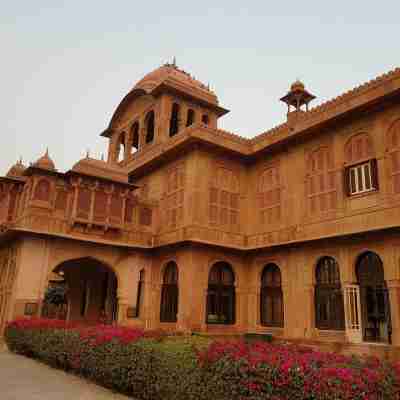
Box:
[5,318,400,400]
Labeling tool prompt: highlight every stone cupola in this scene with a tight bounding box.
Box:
[280,80,316,124]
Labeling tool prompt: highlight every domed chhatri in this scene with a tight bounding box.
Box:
[280,79,316,113]
[33,149,56,171]
[6,159,26,178]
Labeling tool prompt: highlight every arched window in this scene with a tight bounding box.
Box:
[315,257,345,330]
[186,109,195,127]
[201,114,209,125]
[34,179,51,202]
[307,147,337,214]
[260,264,284,327]
[160,262,178,322]
[344,133,377,195]
[356,252,391,343]
[206,262,235,324]
[145,111,155,144]
[131,122,139,153]
[169,103,180,137]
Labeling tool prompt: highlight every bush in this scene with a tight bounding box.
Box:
[5,318,400,400]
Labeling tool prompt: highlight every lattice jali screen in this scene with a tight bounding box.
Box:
[209,167,240,229]
[307,147,337,215]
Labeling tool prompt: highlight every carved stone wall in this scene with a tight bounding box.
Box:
[164,162,185,230]
[306,146,338,216]
[0,245,17,335]
[257,163,282,227]
[209,164,240,231]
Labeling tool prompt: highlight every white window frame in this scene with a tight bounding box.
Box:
[349,161,375,195]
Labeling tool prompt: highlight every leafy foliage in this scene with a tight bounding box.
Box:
[43,285,67,306]
[5,318,400,400]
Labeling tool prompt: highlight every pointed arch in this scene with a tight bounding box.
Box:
[260,263,284,327]
[206,261,235,324]
[355,251,392,343]
[34,179,51,202]
[160,261,179,322]
[315,256,345,330]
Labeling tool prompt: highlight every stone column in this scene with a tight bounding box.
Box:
[179,103,187,132]
[247,285,258,331]
[302,284,315,339]
[281,283,290,337]
[200,287,208,332]
[117,294,129,325]
[235,284,244,331]
[124,131,133,161]
[387,280,400,346]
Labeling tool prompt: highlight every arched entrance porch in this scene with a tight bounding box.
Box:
[47,257,118,324]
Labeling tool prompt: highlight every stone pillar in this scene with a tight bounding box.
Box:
[302,284,315,339]
[281,283,290,337]
[124,131,133,161]
[117,294,129,325]
[235,284,244,331]
[387,280,400,346]
[247,285,258,331]
[200,287,208,332]
[179,103,187,132]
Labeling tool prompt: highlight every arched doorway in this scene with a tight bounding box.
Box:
[160,261,179,322]
[315,257,345,331]
[356,252,392,343]
[260,263,284,327]
[206,262,235,325]
[49,257,118,324]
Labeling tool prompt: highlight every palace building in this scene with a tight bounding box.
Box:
[1,63,400,357]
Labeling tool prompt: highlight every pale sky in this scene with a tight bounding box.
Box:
[1,1,399,174]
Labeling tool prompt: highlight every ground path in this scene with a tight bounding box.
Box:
[0,346,130,400]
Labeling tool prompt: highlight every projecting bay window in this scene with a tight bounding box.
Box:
[345,159,378,196]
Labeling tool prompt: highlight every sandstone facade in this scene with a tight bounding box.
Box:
[1,63,400,358]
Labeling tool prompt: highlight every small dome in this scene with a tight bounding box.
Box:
[290,79,305,92]
[6,159,26,178]
[34,149,56,171]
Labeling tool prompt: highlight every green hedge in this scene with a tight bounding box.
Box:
[5,321,214,400]
[5,319,400,399]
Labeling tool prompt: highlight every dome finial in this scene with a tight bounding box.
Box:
[172,56,177,67]
[33,148,56,171]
